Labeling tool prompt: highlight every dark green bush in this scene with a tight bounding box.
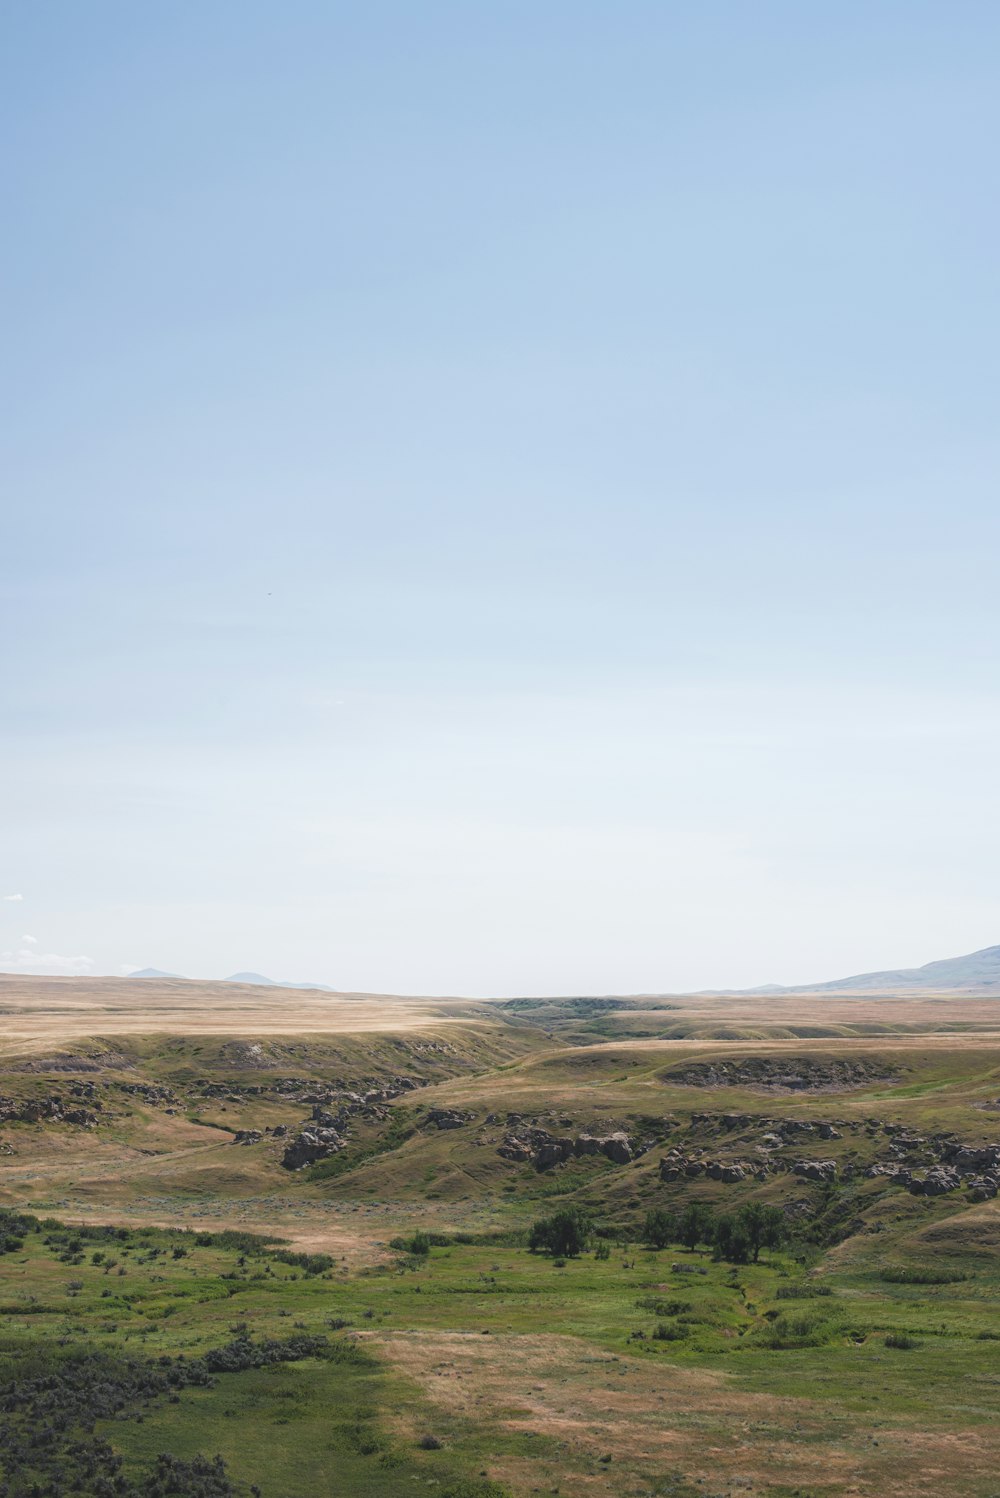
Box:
[528,1207,590,1258]
[879,1266,967,1285]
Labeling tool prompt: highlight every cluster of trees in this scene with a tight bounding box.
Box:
[643,1201,786,1263]
[527,1201,787,1264]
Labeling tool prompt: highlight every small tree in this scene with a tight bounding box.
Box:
[713,1212,752,1264]
[677,1202,714,1252]
[736,1202,786,1262]
[528,1207,590,1258]
[642,1207,674,1251]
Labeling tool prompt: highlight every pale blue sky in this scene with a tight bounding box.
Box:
[3,3,999,992]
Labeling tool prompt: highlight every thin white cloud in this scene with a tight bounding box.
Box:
[0,947,94,977]
[21,934,38,945]
[2,893,23,902]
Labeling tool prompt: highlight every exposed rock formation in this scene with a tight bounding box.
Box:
[497,1127,635,1170]
[426,1108,476,1129]
[0,1094,99,1128]
[281,1127,344,1170]
[792,1159,838,1182]
[909,1166,961,1196]
[663,1057,897,1093]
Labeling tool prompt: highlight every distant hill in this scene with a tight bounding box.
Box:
[129,967,183,980]
[743,943,1000,996]
[223,972,334,991]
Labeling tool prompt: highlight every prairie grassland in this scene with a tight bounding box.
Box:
[5,975,1000,1495]
[0,973,496,1053]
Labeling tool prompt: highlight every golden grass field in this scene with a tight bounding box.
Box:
[0,974,491,1053]
[5,973,1000,1051]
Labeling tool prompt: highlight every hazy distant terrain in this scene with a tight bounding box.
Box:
[739,941,1000,996]
[121,941,1000,1003]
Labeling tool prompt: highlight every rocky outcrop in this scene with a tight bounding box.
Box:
[942,1144,1000,1172]
[496,1127,635,1170]
[866,1163,912,1183]
[909,1167,961,1196]
[233,1129,263,1145]
[11,1051,133,1073]
[792,1159,838,1183]
[706,1160,748,1182]
[426,1108,476,1130]
[281,1127,344,1170]
[574,1131,633,1164]
[535,1138,575,1169]
[663,1057,897,1093]
[497,1138,533,1162]
[0,1094,99,1128]
[659,1150,755,1184]
[218,1041,276,1069]
[115,1082,179,1107]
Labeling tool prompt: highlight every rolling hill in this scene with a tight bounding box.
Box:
[748,941,1000,995]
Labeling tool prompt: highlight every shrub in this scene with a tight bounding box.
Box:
[272,1249,335,1275]
[389,1231,452,1252]
[775,1284,832,1300]
[637,1297,690,1316]
[880,1266,967,1285]
[528,1207,590,1258]
[440,1482,512,1498]
[652,1321,689,1341]
[885,1332,919,1350]
[754,1312,834,1349]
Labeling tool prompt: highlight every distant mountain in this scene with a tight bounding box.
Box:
[224,972,335,991]
[747,943,1000,996]
[129,967,183,980]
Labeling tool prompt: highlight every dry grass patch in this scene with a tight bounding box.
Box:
[374,1330,1000,1497]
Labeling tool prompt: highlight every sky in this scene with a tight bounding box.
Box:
[2,2,999,995]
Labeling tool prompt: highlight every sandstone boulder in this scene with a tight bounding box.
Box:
[792,1159,837,1183]
[281,1127,344,1170]
[427,1108,475,1130]
[910,1167,960,1196]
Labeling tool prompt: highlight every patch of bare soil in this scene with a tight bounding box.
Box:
[374,1330,1000,1497]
